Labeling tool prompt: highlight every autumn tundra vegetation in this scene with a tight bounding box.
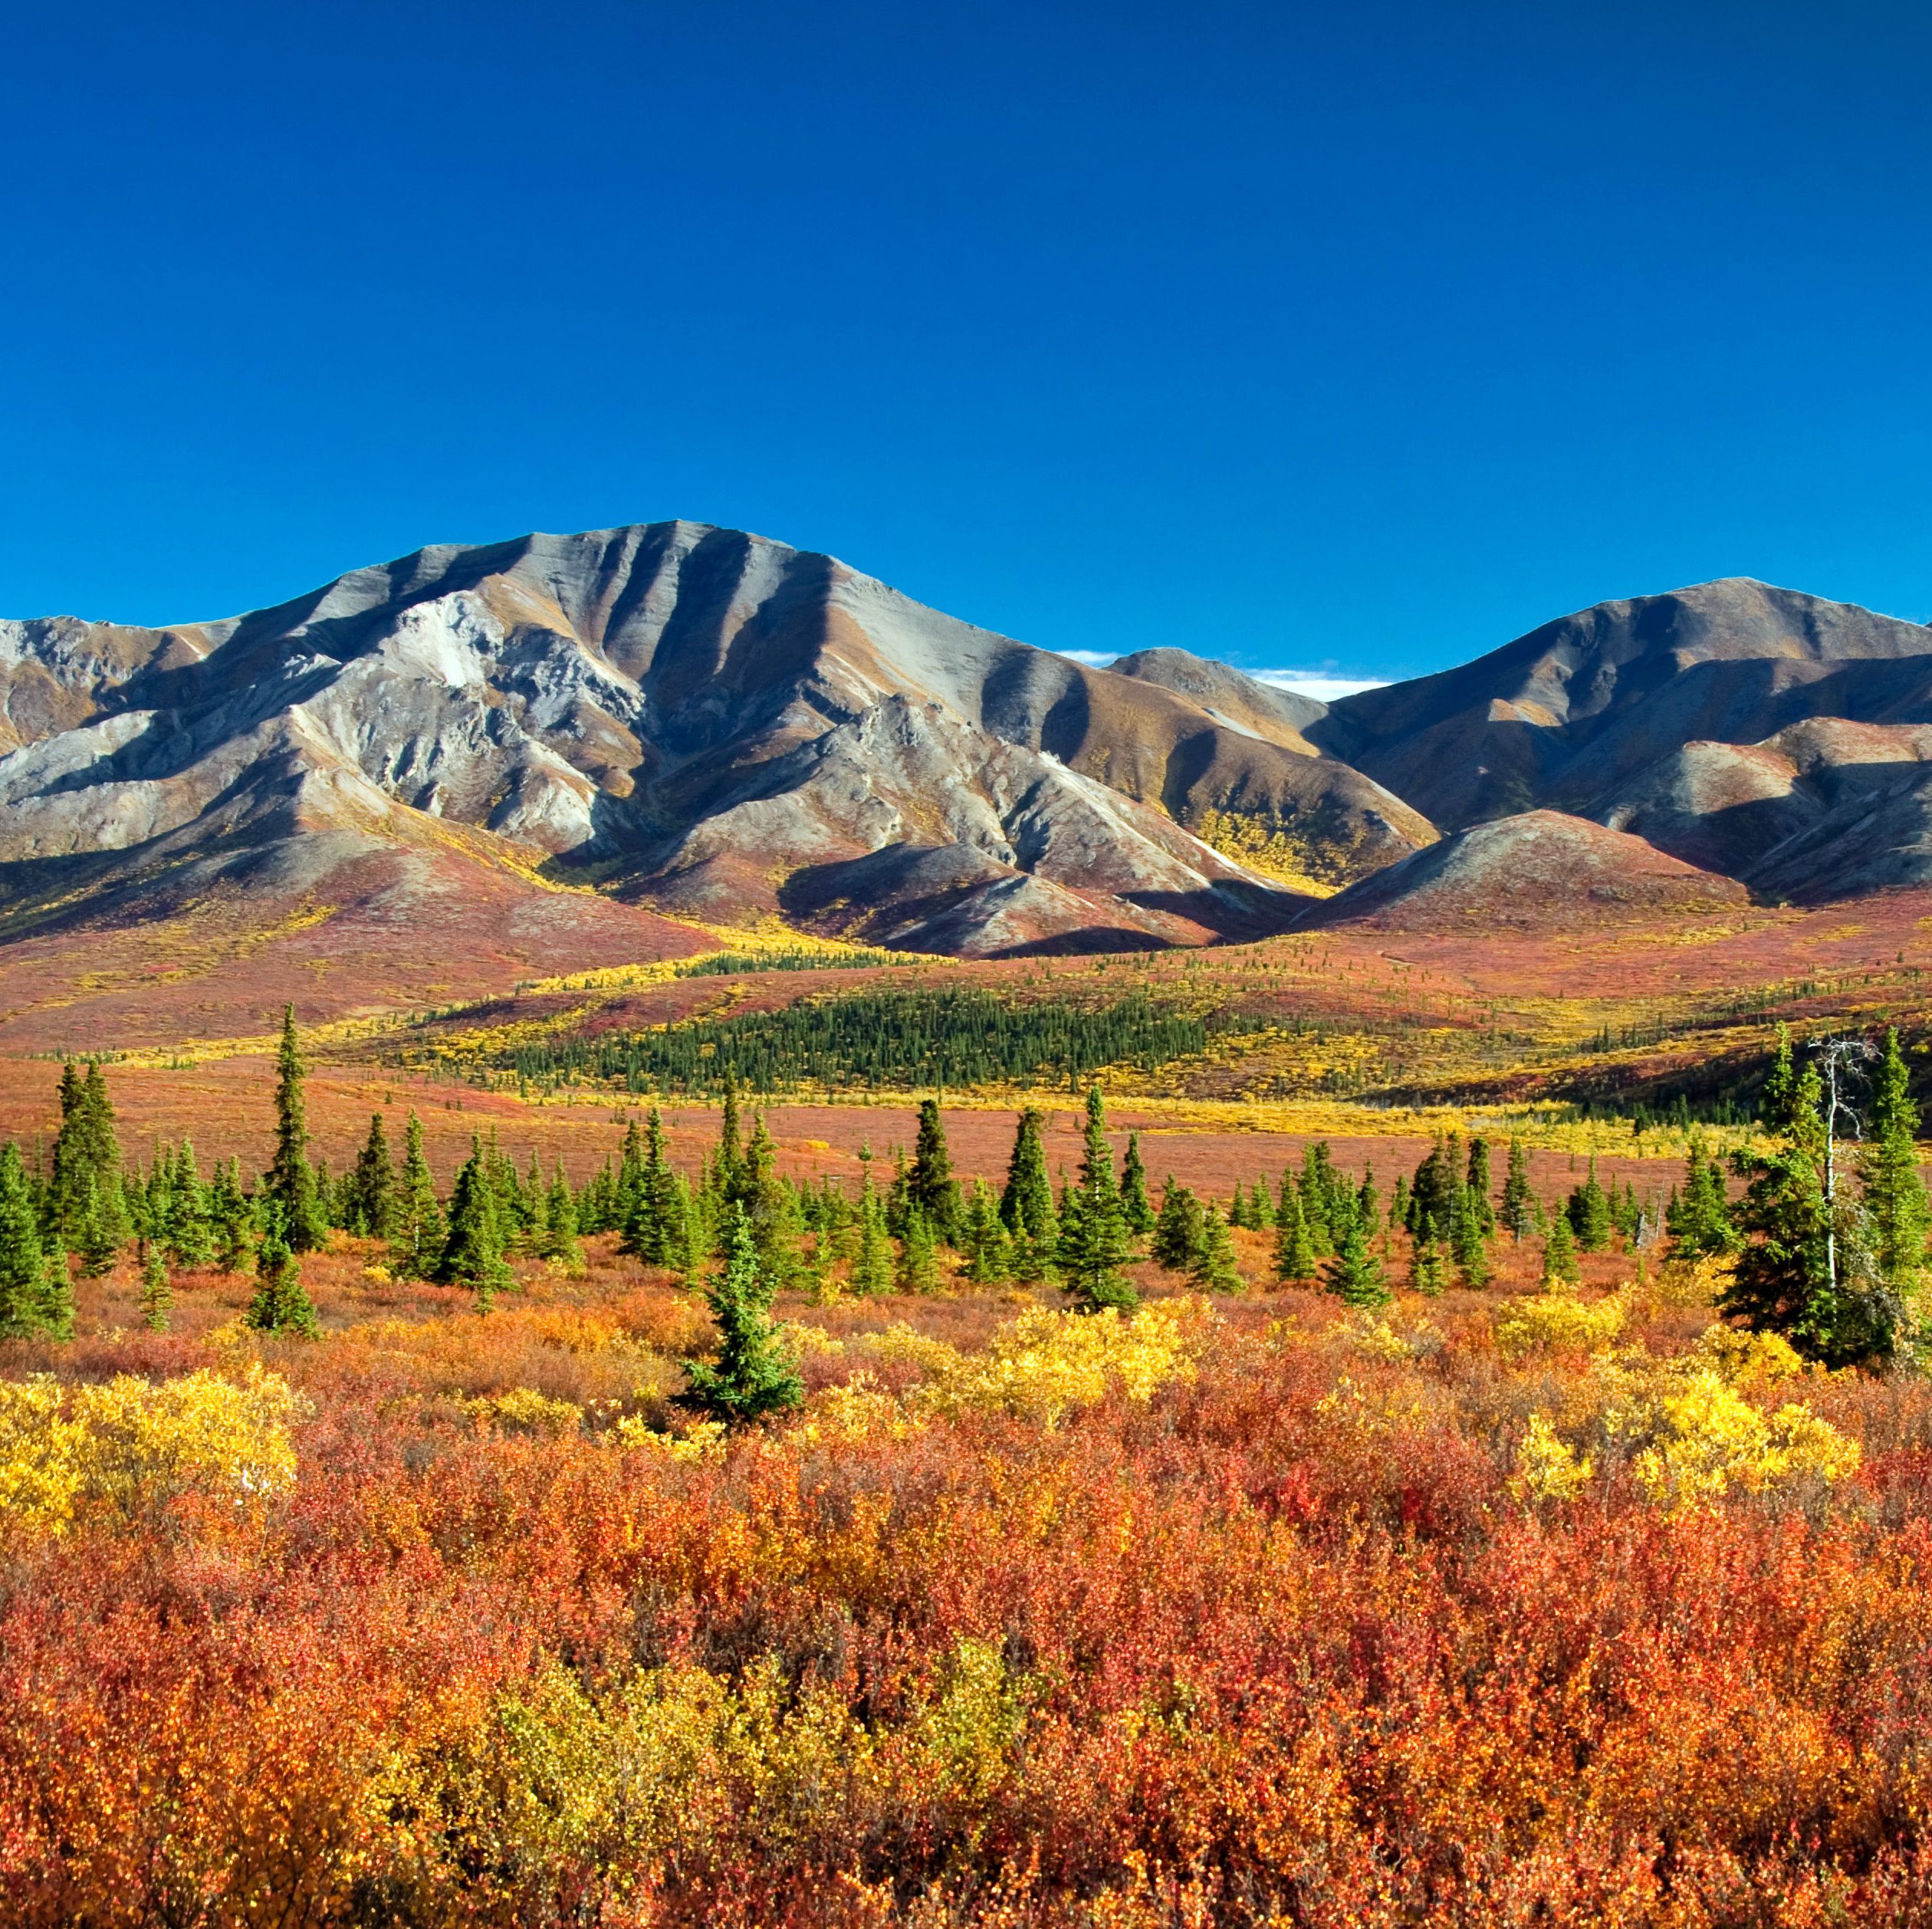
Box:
[5,948,1932,1929]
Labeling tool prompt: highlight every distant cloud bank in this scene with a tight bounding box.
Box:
[1252,670,1392,702]
[1051,646,1390,703]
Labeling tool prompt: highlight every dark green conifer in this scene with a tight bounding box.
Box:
[166,1139,214,1269]
[999,1107,1056,1241]
[849,1178,895,1296]
[74,1168,122,1279]
[393,1112,445,1280]
[960,1179,1011,1285]
[1542,1213,1580,1288]
[540,1164,582,1269]
[679,1208,803,1425]
[1153,1178,1207,1272]
[0,1142,69,1339]
[1500,1136,1536,1239]
[209,1158,254,1274]
[1189,1205,1244,1293]
[437,1136,512,1304]
[1272,1185,1318,1283]
[244,1207,320,1339]
[343,1114,398,1242]
[895,1205,940,1293]
[1119,1133,1155,1234]
[1056,1088,1138,1313]
[1449,1183,1491,1288]
[1324,1215,1390,1308]
[1566,1158,1613,1252]
[266,1006,327,1252]
[1465,1138,1495,1233]
[1411,1237,1447,1296]
[1723,1060,1890,1366]
[907,1099,961,1241]
[1861,1028,1929,1306]
[140,1242,172,1332]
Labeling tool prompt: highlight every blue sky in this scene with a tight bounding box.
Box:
[3,1,1929,689]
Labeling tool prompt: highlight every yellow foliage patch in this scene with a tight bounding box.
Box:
[0,1363,305,1536]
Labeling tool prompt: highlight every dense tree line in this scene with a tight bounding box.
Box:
[8,1011,1930,1385]
[493,988,1231,1095]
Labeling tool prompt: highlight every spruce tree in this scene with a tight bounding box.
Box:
[1724,1060,1891,1366]
[393,1112,445,1280]
[1272,1185,1318,1283]
[50,1061,129,1250]
[1152,1178,1206,1270]
[895,1205,940,1293]
[679,1208,803,1425]
[209,1159,254,1274]
[437,1137,513,1304]
[999,1108,1056,1241]
[1861,1028,1929,1307]
[907,1099,961,1241]
[266,1006,327,1252]
[344,1113,397,1241]
[626,1109,682,1265]
[140,1242,172,1332]
[37,1231,74,1341]
[1449,1184,1491,1289]
[1119,1133,1155,1234]
[739,1114,800,1283]
[1465,1138,1495,1233]
[540,1164,582,1269]
[1356,1166,1382,1240]
[1666,1134,1737,1257]
[1410,1237,1447,1296]
[1056,1088,1138,1313]
[0,1142,65,1339]
[74,1168,122,1280]
[849,1178,895,1296]
[244,1207,320,1339]
[615,1116,648,1230]
[960,1179,1011,1285]
[166,1139,215,1269]
[1542,1213,1581,1289]
[1566,1158,1613,1252]
[1324,1215,1390,1308]
[1500,1135,1536,1239]
[1189,1205,1244,1293]
[1300,1142,1339,1255]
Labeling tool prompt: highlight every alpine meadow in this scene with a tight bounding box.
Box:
[8,521,1932,1926]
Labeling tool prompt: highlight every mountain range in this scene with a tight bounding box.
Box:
[5,522,1931,981]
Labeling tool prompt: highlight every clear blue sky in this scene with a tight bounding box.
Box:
[4,0,1930,685]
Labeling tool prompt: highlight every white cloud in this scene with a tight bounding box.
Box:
[1252,670,1391,702]
[1053,648,1119,667]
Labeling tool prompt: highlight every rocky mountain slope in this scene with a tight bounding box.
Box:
[0,523,1432,961]
[1310,578,1932,834]
[1298,810,1750,932]
[8,532,1932,999]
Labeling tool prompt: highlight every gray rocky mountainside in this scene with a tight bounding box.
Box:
[0,522,1430,958]
[1298,577,1932,905]
[7,537,1932,971]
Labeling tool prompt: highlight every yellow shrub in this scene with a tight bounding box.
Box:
[611,1415,728,1462]
[1691,1323,1806,1387]
[0,1379,86,1532]
[1633,1369,1861,1514]
[0,1364,305,1536]
[1493,1290,1627,1359]
[472,1388,583,1436]
[1512,1411,1594,1504]
[869,1298,1210,1427]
